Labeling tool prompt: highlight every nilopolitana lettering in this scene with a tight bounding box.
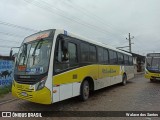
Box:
[102,68,116,74]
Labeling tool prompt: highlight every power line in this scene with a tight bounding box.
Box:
[23,0,114,36]
[0,31,24,38]
[23,0,127,46]
[0,21,38,32]
[64,0,125,38]
[0,45,19,48]
[116,46,129,49]
[42,0,112,33]
[40,0,128,45]
[0,39,20,43]
[115,33,134,52]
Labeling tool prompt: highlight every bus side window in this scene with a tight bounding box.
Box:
[89,45,97,63]
[61,40,69,62]
[129,56,133,65]
[55,39,69,72]
[56,39,69,62]
[103,49,109,64]
[57,40,62,62]
[81,43,89,62]
[98,47,103,63]
[68,42,78,67]
[54,38,78,73]
[118,53,124,64]
[109,50,117,64]
[124,55,129,65]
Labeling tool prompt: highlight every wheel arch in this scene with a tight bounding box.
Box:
[123,72,127,80]
[81,76,94,91]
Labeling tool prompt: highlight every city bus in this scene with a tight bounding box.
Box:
[12,29,134,104]
[145,53,160,82]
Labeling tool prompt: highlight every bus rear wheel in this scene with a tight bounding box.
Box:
[122,74,127,85]
[79,80,89,101]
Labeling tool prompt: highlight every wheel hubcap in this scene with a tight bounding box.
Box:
[84,85,89,97]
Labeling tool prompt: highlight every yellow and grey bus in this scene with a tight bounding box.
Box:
[145,53,160,82]
[12,29,134,104]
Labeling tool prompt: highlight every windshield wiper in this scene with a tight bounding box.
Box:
[32,39,43,65]
[17,43,27,65]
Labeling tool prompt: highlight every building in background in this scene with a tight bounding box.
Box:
[117,50,145,74]
[132,53,145,74]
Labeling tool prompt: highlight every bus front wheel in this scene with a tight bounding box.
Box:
[79,80,89,101]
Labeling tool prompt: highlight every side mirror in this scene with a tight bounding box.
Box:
[10,49,13,58]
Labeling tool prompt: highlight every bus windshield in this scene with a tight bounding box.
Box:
[16,38,52,75]
[146,57,160,72]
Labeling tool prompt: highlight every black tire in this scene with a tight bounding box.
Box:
[122,74,127,86]
[79,80,89,101]
[150,79,154,82]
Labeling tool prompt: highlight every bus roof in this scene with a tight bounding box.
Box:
[55,29,132,56]
[23,29,132,56]
[146,53,160,57]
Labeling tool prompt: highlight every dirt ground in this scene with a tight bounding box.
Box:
[0,74,160,120]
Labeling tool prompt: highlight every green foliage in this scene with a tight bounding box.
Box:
[0,85,11,97]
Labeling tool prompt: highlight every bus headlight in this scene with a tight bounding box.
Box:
[145,69,149,74]
[37,77,47,90]
[145,71,149,74]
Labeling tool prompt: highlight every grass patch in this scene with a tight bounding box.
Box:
[0,85,11,97]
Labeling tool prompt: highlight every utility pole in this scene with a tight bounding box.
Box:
[126,33,134,52]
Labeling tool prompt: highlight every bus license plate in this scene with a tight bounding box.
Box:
[21,92,28,97]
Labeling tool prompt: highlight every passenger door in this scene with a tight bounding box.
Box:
[53,35,80,102]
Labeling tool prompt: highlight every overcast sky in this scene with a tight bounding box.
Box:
[0,0,160,56]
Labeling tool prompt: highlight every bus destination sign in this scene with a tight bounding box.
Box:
[24,30,51,43]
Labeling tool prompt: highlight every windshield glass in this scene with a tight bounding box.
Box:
[151,57,160,70]
[146,57,160,71]
[16,38,52,75]
[146,57,152,67]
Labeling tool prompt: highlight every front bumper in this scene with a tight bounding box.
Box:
[144,74,151,79]
[12,81,51,104]
[145,73,160,80]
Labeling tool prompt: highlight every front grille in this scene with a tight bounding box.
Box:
[17,86,34,92]
[17,91,33,100]
[15,78,37,85]
[14,73,46,85]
